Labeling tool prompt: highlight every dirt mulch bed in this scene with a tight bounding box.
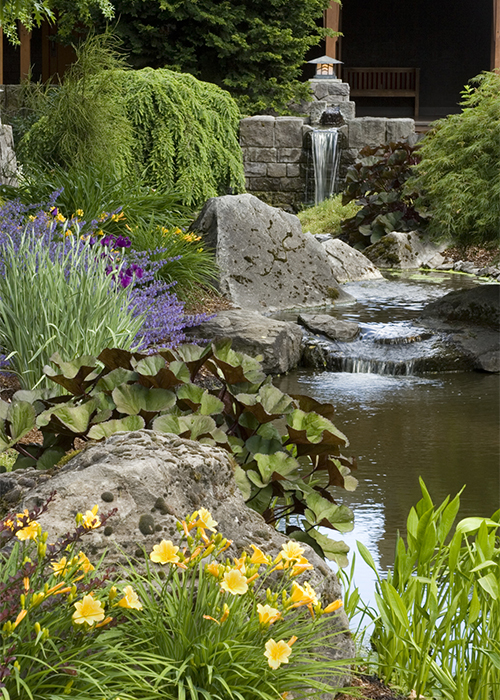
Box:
[336,674,407,700]
[442,245,499,268]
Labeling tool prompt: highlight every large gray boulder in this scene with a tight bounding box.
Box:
[14,431,354,688]
[420,285,500,372]
[364,231,446,269]
[321,239,383,282]
[191,194,354,311]
[185,309,303,374]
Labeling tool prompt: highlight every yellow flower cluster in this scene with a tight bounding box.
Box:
[158,225,202,244]
[147,508,343,670]
[2,505,143,639]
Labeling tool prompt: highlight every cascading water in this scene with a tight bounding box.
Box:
[311,128,340,205]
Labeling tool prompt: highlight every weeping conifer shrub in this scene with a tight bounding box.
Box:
[115,68,246,207]
[409,71,500,247]
[18,34,245,208]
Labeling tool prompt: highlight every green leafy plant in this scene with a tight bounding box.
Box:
[0,504,349,699]
[297,195,360,236]
[351,479,500,698]
[82,509,348,699]
[0,232,146,391]
[409,71,500,247]
[0,342,356,564]
[17,34,246,208]
[341,141,426,249]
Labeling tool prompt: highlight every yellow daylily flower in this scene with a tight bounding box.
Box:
[13,609,27,629]
[264,638,294,669]
[322,599,343,614]
[81,505,101,529]
[279,541,305,562]
[288,581,318,608]
[250,545,270,566]
[206,561,221,577]
[72,594,105,626]
[16,522,39,541]
[150,540,180,565]
[257,603,281,625]
[194,508,218,532]
[75,551,94,574]
[220,568,248,595]
[51,556,69,577]
[291,556,314,576]
[117,585,143,610]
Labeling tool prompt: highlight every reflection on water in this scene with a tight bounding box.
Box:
[277,353,500,605]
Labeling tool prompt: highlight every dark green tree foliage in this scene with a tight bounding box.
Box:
[19,36,245,207]
[341,141,425,249]
[93,0,333,114]
[409,72,500,246]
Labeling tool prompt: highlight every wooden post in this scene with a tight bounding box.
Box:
[324,0,341,60]
[493,0,500,70]
[19,23,31,80]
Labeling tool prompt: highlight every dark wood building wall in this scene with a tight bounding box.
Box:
[325,0,496,118]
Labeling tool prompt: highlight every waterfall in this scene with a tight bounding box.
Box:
[311,128,340,205]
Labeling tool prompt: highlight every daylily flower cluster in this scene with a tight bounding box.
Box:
[0,501,140,687]
[147,508,343,670]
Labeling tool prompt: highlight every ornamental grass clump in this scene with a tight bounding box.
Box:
[348,479,500,698]
[0,498,144,699]
[0,197,209,388]
[84,508,347,700]
[0,230,145,390]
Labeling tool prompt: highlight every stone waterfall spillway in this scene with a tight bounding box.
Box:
[311,128,340,205]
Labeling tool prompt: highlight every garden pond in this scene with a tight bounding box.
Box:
[276,271,500,606]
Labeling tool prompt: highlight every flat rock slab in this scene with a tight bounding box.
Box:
[191,194,354,311]
[185,309,303,374]
[420,285,500,329]
[364,231,446,269]
[14,431,354,686]
[322,238,383,282]
[420,285,500,373]
[298,314,360,341]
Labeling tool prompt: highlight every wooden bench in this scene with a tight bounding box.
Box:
[343,67,420,118]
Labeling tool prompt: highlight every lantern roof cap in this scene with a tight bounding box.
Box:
[307,55,343,65]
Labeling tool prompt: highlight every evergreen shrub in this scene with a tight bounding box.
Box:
[409,71,500,247]
[17,35,245,208]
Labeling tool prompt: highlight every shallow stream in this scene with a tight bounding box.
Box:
[276,272,500,606]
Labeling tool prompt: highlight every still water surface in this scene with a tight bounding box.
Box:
[276,273,500,605]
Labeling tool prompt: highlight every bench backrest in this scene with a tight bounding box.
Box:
[343,67,419,93]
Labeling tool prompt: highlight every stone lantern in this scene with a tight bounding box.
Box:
[307,55,343,81]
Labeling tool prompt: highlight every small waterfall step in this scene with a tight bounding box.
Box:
[311,128,340,205]
[301,324,474,375]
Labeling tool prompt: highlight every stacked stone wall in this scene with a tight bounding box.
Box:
[239,115,310,211]
[240,113,417,212]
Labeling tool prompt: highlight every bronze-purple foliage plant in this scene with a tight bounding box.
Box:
[341,141,427,249]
